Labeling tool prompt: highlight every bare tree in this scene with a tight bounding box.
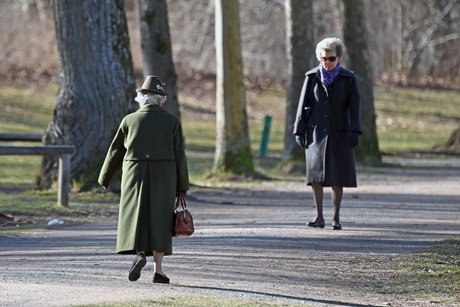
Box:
[283,0,315,162]
[41,0,136,189]
[366,0,460,85]
[3,1,460,88]
[342,0,381,164]
[138,0,180,118]
[213,0,254,175]
[405,0,460,80]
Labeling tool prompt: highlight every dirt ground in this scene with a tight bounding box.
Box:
[0,157,459,307]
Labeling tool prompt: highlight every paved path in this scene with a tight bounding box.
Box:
[1,158,459,306]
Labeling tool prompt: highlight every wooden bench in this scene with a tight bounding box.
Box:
[0,133,42,142]
[0,134,75,207]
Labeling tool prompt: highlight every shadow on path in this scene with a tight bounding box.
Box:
[175,284,383,307]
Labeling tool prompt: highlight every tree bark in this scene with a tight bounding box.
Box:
[138,0,180,118]
[283,0,315,162]
[342,0,381,165]
[213,0,254,175]
[41,0,136,189]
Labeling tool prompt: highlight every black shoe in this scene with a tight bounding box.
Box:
[307,218,325,228]
[332,220,342,230]
[153,272,170,284]
[128,254,146,281]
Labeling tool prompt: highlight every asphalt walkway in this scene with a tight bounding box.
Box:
[1,157,459,306]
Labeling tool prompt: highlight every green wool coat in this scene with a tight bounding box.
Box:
[98,104,189,256]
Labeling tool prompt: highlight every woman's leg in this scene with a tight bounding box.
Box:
[152,251,170,284]
[307,183,325,227]
[153,251,165,276]
[331,186,343,222]
[311,182,324,221]
[331,186,343,229]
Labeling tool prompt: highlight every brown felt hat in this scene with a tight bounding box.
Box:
[136,75,167,96]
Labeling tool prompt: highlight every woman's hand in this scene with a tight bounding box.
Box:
[349,131,360,148]
[295,135,306,148]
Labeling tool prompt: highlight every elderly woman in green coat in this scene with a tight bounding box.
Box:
[98,75,189,284]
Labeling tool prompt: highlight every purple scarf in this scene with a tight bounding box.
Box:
[319,63,341,86]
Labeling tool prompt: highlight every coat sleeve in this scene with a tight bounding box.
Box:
[348,76,362,133]
[98,120,127,188]
[293,75,311,136]
[173,120,189,193]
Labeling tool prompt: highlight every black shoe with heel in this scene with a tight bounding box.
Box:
[332,220,342,230]
[128,254,146,281]
[153,272,170,284]
[307,218,325,228]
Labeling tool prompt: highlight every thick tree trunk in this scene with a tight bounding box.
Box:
[138,0,180,118]
[213,0,254,175]
[342,0,381,165]
[41,0,136,189]
[283,0,315,162]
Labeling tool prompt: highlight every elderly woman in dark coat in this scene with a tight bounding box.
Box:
[293,37,361,230]
[98,75,189,284]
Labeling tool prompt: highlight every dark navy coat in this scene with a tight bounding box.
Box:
[293,67,361,187]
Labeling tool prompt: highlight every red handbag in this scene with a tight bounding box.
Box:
[173,195,194,237]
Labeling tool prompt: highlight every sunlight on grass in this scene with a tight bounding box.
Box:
[0,86,56,133]
[182,120,215,150]
[381,238,460,304]
[0,84,459,210]
[81,295,305,307]
[374,87,460,152]
[0,156,41,186]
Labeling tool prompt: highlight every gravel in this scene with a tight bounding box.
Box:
[1,157,459,306]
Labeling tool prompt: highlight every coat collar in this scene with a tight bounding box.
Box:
[137,104,163,112]
[305,66,354,78]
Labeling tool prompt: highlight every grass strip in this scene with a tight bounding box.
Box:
[381,238,460,304]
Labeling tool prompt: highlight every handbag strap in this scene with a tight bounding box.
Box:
[174,195,187,211]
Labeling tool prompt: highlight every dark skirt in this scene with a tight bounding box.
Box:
[305,128,357,187]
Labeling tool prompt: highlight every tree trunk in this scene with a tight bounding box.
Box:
[138,0,180,118]
[342,0,381,165]
[444,127,460,151]
[283,0,315,162]
[41,0,136,189]
[213,0,254,175]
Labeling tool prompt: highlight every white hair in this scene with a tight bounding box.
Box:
[315,37,345,61]
[136,93,166,107]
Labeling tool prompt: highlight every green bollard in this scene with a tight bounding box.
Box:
[259,115,272,158]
